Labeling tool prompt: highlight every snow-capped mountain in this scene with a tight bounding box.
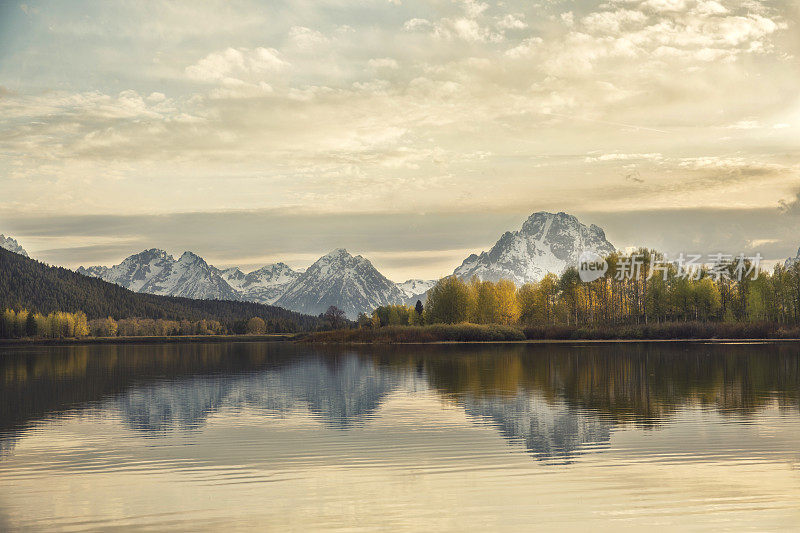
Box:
[78,249,239,300]
[454,211,616,285]
[77,247,404,315]
[72,212,615,316]
[397,279,437,299]
[220,262,300,304]
[784,247,800,269]
[397,278,437,305]
[0,234,28,258]
[219,267,246,290]
[276,248,406,319]
[78,249,172,292]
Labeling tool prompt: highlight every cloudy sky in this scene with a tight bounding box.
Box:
[0,0,798,280]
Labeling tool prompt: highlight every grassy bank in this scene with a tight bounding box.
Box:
[523,322,800,340]
[302,324,526,343]
[8,323,800,346]
[302,322,800,343]
[0,333,297,347]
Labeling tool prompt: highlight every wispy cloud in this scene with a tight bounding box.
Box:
[0,0,798,276]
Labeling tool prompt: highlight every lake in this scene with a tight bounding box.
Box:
[1,341,799,531]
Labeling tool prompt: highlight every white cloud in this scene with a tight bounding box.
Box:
[459,0,488,18]
[287,26,329,50]
[403,18,432,32]
[642,0,691,13]
[727,120,761,129]
[451,18,488,41]
[585,153,665,162]
[146,92,166,103]
[497,13,527,30]
[185,47,288,83]
[504,37,543,58]
[368,58,399,69]
[695,1,728,15]
[2,0,798,275]
[582,9,648,34]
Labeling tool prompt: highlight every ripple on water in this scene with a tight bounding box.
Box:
[1,342,799,531]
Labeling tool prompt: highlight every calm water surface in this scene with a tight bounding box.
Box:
[1,341,799,531]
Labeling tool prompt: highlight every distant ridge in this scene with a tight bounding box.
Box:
[0,247,322,328]
[72,210,618,316]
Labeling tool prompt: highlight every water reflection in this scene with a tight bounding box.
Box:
[118,356,403,434]
[1,342,799,462]
[463,393,612,463]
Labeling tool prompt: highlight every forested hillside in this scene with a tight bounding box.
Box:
[0,248,322,329]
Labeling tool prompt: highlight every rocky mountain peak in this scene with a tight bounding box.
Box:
[454,211,616,285]
[79,248,237,301]
[0,235,28,258]
[276,249,405,319]
[322,248,350,260]
[178,251,205,264]
[138,248,173,261]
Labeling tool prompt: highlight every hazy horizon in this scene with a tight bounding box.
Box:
[1,0,799,280]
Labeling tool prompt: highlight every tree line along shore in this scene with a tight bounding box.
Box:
[0,310,311,341]
[310,251,800,342]
[6,248,800,343]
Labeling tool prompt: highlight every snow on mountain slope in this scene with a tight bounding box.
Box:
[78,249,173,292]
[396,279,437,299]
[454,211,616,285]
[234,263,300,305]
[78,249,239,301]
[276,248,406,319]
[72,212,615,313]
[141,251,240,300]
[219,267,247,291]
[0,235,28,258]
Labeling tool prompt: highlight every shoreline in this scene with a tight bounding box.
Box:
[0,333,297,347]
[302,338,800,345]
[301,322,800,345]
[2,335,800,348]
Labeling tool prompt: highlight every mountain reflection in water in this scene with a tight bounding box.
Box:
[2,342,798,462]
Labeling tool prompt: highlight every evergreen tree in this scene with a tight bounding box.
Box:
[25,311,37,337]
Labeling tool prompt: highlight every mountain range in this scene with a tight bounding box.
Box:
[6,211,624,319]
[77,247,412,319]
[0,246,323,329]
[78,249,240,301]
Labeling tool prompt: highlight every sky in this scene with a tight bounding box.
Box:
[0,0,798,281]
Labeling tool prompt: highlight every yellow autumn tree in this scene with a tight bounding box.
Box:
[495,280,520,324]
